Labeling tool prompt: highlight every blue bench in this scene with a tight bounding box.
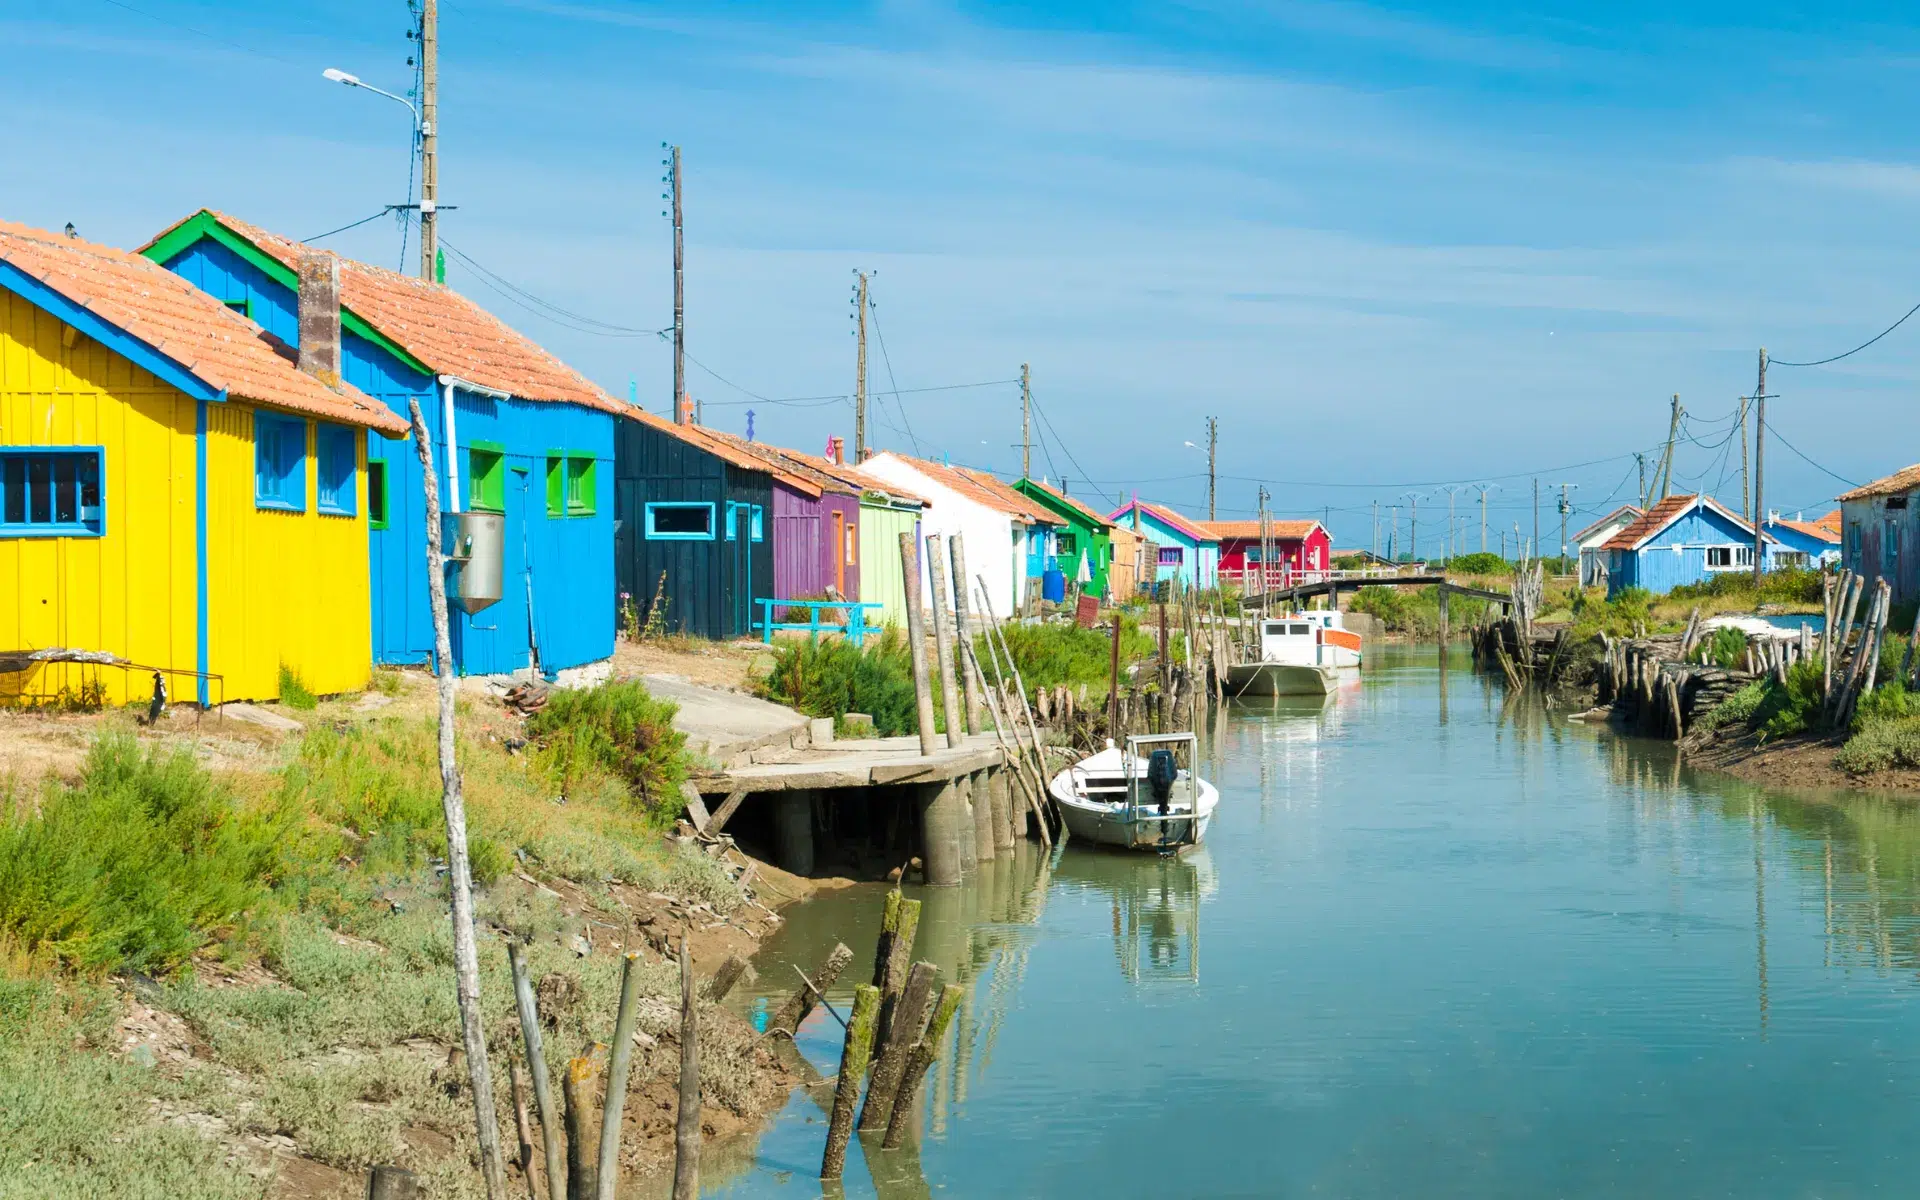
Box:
[756,599,885,648]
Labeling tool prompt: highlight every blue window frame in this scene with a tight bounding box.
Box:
[316,423,356,517]
[255,411,308,512]
[646,501,715,540]
[724,502,764,541]
[725,501,740,541]
[750,504,764,542]
[0,447,104,537]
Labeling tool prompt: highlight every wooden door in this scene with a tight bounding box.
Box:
[832,509,846,595]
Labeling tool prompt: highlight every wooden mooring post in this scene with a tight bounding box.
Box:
[821,985,880,1180]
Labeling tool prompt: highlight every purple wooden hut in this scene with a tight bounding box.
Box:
[694,429,862,602]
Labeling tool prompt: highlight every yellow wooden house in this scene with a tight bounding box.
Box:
[0,220,407,707]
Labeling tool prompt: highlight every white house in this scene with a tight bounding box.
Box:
[1572,504,1643,588]
[860,452,1056,618]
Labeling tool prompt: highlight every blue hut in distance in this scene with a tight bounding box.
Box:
[1602,494,1783,597]
[143,210,624,680]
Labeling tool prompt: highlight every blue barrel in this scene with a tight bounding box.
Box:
[1042,569,1067,602]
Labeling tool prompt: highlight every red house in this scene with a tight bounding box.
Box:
[1203,519,1332,590]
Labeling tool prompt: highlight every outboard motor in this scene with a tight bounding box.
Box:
[1147,749,1178,814]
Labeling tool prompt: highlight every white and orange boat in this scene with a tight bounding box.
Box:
[1225,611,1363,696]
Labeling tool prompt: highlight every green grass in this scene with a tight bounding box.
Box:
[277,663,317,710]
[1350,584,1442,635]
[1837,714,1920,774]
[1668,564,1824,606]
[987,618,1158,694]
[0,736,291,975]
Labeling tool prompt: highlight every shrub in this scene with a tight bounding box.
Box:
[1837,714,1920,774]
[756,629,919,736]
[1694,678,1768,733]
[1695,626,1748,670]
[1350,585,1441,635]
[1447,552,1507,576]
[1669,565,1824,606]
[0,735,290,975]
[1750,659,1825,741]
[988,618,1156,694]
[525,680,687,814]
[1851,679,1919,732]
[1569,587,1654,640]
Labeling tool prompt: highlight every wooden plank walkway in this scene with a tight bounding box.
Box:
[689,733,1009,795]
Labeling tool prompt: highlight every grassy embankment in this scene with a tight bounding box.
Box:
[0,673,767,1199]
[755,614,1170,734]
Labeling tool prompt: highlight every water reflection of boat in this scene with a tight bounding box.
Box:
[1049,733,1219,849]
[1054,847,1214,984]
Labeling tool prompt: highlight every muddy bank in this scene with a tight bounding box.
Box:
[1684,724,1920,795]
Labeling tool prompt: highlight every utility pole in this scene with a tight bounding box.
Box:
[1655,394,1683,501]
[1531,478,1539,564]
[1206,416,1218,521]
[1474,483,1496,554]
[418,0,438,282]
[1752,348,1769,585]
[1020,362,1032,481]
[1258,486,1272,594]
[1440,485,1463,567]
[853,271,869,460]
[1401,491,1421,564]
[669,145,685,422]
[1372,499,1379,559]
[1388,506,1399,560]
[1555,483,1578,566]
[1635,453,1646,509]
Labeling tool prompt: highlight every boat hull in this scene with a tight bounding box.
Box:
[1226,661,1339,696]
[1057,801,1213,849]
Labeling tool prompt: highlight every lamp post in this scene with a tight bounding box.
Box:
[322,68,437,282]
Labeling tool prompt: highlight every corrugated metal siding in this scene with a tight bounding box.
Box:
[161,239,615,677]
[1841,494,1920,608]
[0,292,198,705]
[857,501,917,628]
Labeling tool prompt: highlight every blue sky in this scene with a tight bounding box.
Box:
[7,0,1920,550]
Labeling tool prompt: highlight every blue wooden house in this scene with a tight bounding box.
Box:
[1601,494,1783,597]
[143,210,624,679]
[615,408,775,641]
[1107,499,1219,591]
[1760,510,1841,569]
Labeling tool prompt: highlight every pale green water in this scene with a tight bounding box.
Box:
[709,646,1920,1198]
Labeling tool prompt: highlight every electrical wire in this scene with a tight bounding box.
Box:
[437,237,664,336]
[865,299,924,456]
[303,210,393,243]
[1765,427,1860,488]
[1772,300,1920,367]
[1026,388,1122,508]
[95,0,306,66]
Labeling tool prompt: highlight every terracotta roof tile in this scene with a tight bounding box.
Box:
[1599,494,1767,552]
[1838,464,1920,503]
[873,454,1053,522]
[1200,518,1320,541]
[1815,509,1841,533]
[786,451,927,507]
[0,219,404,435]
[1768,517,1841,545]
[1110,500,1216,544]
[954,467,1059,524]
[150,211,624,415]
[1020,478,1112,529]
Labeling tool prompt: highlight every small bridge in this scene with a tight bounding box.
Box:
[1249,573,1514,615]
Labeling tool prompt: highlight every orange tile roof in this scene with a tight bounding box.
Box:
[148,210,623,415]
[1814,509,1841,533]
[1768,517,1840,545]
[875,454,1054,522]
[787,451,927,507]
[1599,494,1767,552]
[1111,500,1215,544]
[0,219,403,434]
[1838,464,1920,503]
[1020,478,1112,529]
[1200,518,1321,541]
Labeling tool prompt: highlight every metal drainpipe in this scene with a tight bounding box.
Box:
[439,376,462,513]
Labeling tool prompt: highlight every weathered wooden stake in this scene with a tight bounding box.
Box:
[507,943,567,1200]
[509,1057,540,1200]
[561,1049,604,1200]
[407,399,507,1200]
[596,952,644,1200]
[874,897,921,1048]
[860,961,939,1131]
[706,954,750,1002]
[880,984,964,1150]
[821,985,880,1180]
[770,942,853,1037]
[672,937,701,1200]
[900,533,940,756]
[950,533,983,733]
[926,534,966,750]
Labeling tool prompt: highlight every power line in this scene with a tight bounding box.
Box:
[437,236,663,336]
[1772,300,1920,367]
[1765,427,1859,488]
[1027,387,1121,507]
[94,0,306,66]
[865,300,924,456]
[303,210,393,243]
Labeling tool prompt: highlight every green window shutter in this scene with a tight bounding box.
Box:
[566,455,596,516]
[545,455,565,517]
[468,445,505,513]
[367,460,389,530]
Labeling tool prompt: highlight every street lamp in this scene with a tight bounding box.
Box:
[322,67,425,132]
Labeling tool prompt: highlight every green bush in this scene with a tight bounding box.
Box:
[1448,552,1507,575]
[1837,714,1920,774]
[1569,587,1654,640]
[525,679,687,813]
[1750,659,1825,741]
[1694,678,1769,733]
[988,618,1156,694]
[1669,565,1824,606]
[0,736,289,975]
[1695,626,1748,669]
[1851,678,1919,731]
[277,663,317,710]
[757,628,919,736]
[1350,585,1441,635]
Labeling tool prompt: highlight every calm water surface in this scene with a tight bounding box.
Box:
[706,645,1920,1198]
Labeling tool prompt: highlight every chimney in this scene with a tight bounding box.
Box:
[678,393,694,427]
[826,435,844,465]
[296,250,342,391]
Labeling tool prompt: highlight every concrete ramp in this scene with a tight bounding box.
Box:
[644,674,811,765]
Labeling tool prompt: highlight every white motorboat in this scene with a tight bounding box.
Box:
[1226,611,1363,697]
[1048,733,1219,850]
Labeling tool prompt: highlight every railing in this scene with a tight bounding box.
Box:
[1220,566,1410,590]
[755,598,885,647]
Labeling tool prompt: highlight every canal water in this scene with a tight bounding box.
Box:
[710,645,1920,1198]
